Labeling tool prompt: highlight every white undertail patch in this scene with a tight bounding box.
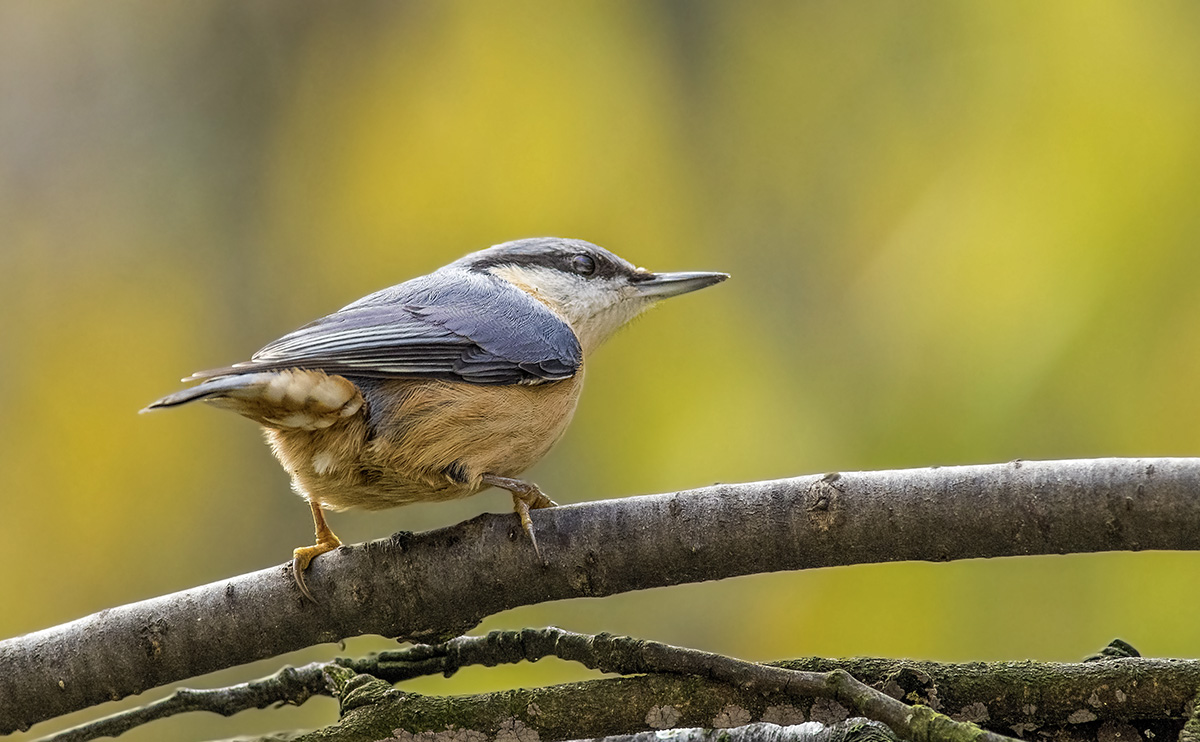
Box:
[311,376,353,410]
[311,450,336,475]
[262,372,290,405]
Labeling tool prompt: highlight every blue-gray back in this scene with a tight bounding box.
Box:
[196,271,581,385]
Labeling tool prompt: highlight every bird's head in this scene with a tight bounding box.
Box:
[455,237,728,354]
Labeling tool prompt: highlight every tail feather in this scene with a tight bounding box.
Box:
[141,369,364,431]
[141,373,279,412]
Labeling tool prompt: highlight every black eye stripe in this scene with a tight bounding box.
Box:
[471,248,627,280]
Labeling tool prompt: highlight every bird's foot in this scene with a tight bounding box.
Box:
[292,537,341,603]
[293,501,343,603]
[482,473,557,562]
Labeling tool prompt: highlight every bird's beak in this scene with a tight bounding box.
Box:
[633,270,729,299]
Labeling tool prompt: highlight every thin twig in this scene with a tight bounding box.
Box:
[37,663,330,742]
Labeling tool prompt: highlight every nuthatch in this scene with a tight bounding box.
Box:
[146,237,727,600]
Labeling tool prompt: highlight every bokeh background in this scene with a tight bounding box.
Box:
[5,2,1200,739]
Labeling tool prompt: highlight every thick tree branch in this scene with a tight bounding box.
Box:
[5,457,1200,733]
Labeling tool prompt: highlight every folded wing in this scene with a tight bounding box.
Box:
[192,272,582,385]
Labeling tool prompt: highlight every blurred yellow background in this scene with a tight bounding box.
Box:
[5,2,1200,739]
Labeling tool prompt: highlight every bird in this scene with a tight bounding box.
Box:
[144,237,727,601]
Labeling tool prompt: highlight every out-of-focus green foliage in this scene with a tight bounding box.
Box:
[4,2,1200,739]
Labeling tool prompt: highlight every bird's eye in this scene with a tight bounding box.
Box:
[571,254,597,276]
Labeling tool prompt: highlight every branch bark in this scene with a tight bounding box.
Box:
[298,630,1017,742]
[43,629,1019,742]
[5,457,1200,733]
[42,633,1192,742]
[208,721,900,742]
[301,651,1191,742]
[563,721,902,742]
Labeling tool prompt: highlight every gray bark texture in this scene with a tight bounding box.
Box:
[4,457,1200,733]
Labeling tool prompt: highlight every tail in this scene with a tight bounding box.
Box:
[141,369,364,431]
[141,373,281,413]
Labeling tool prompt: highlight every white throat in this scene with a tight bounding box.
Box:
[488,265,651,355]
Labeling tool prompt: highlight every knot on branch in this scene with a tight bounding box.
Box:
[882,667,940,710]
[907,705,988,742]
[325,665,397,714]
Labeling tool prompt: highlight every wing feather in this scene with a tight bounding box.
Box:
[193,272,581,385]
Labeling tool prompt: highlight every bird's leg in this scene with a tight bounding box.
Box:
[481,473,557,560]
[291,500,342,603]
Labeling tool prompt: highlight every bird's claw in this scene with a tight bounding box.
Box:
[292,553,318,603]
[291,529,341,604]
[482,473,557,564]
